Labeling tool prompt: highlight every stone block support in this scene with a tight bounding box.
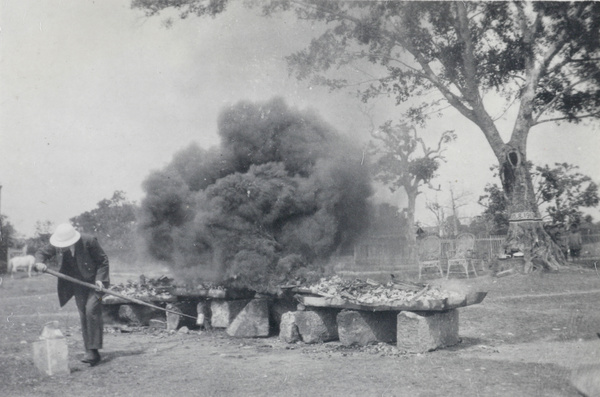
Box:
[210,299,251,328]
[279,311,301,343]
[118,304,162,326]
[102,305,121,325]
[166,301,198,331]
[397,309,459,353]
[337,310,397,346]
[226,299,270,338]
[270,299,297,333]
[294,309,339,343]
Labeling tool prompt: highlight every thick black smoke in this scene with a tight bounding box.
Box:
[138,98,372,292]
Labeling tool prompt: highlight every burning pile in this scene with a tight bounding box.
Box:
[110,275,230,300]
[110,276,175,301]
[303,276,464,305]
[138,98,373,292]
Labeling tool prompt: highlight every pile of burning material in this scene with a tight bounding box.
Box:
[107,275,255,302]
[292,276,481,311]
[108,275,176,302]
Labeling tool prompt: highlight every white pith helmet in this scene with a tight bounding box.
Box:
[49,223,81,248]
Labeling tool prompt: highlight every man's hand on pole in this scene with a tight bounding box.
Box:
[34,263,47,272]
[95,280,104,291]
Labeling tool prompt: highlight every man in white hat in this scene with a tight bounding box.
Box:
[35,223,110,366]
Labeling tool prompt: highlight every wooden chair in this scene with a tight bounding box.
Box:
[446,233,479,279]
[418,236,444,279]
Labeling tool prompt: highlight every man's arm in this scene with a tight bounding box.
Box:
[35,244,56,264]
[89,237,110,287]
[34,244,56,272]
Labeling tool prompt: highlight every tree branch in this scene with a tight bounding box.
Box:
[454,2,481,104]
[289,0,478,124]
[533,76,598,124]
[400,41,477,120]
[534,112,600,126]
[492,93,521,122]
[569,57,600,63]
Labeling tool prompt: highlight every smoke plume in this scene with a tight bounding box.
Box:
[138,97,372,292]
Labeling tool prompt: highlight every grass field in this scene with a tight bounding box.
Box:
[1,262,599,396]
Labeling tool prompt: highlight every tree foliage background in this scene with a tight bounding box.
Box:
[70,191,138,259]
[479,163,599,238]
[132,0,600,269]
[0,215,18,272]
[368,122,455,253]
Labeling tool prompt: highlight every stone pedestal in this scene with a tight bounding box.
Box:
[32,323,69,376]
[33,339,70,376]
[337,310,397,346]
[397,309,459,353]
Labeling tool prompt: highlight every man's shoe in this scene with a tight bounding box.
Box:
[81,350,95,363]
[89,349,101,366]
[81,349,101,365]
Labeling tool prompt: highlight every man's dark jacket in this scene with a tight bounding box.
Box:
[35,234,110,307]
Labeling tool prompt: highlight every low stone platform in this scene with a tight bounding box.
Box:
[294,291,486,312]
[279,290,486,351]
[279,306,460,351]
[100,286,483,353]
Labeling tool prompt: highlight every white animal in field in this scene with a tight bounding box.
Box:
[8,255,36,278]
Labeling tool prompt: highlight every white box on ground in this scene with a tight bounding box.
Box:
[32,321,70,376]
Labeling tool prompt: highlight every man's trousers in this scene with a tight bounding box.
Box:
[73,285,103,350]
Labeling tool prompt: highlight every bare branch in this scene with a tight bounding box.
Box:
[492,92,521,122]
[507,73,527,84]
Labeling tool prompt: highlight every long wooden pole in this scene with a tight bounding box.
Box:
[43,268,197,321]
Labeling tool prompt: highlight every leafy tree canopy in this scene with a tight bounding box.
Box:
[132,1,600,135]
[71,191,138,256]
[479,163,599,233]
[535,162,599,226]
[369,122,455,194]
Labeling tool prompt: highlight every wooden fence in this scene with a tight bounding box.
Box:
[346,235,506,278]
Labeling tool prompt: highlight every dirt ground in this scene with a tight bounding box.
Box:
[1,261,600,397]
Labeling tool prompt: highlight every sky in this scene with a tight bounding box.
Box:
[1,0,599,237]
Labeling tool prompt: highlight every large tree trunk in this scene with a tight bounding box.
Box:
[499,146,564,271]
[405,189,418,265]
